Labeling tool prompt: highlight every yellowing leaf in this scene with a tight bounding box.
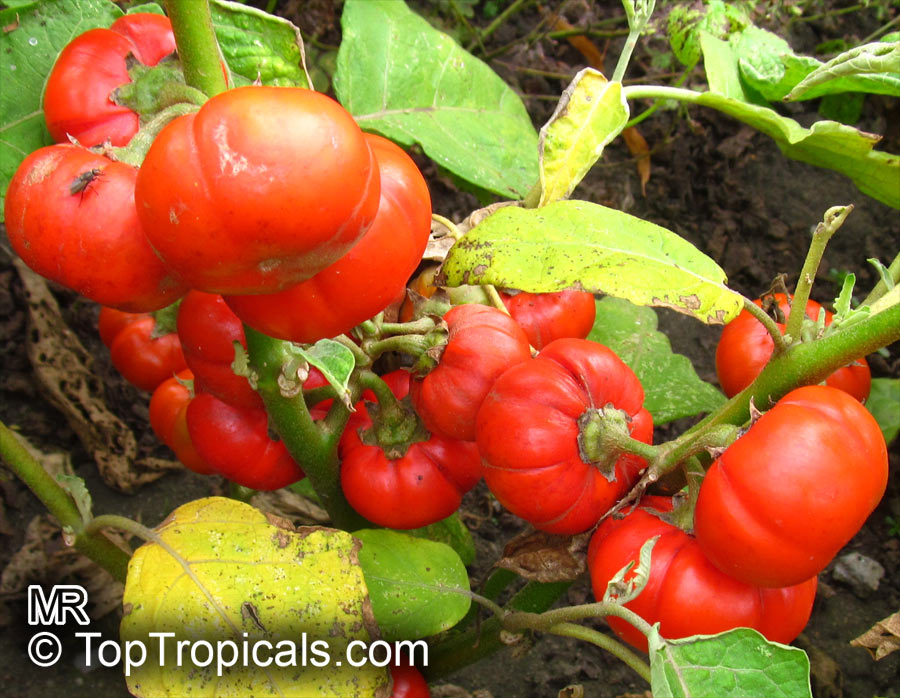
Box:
[121,497,388,698]
[538,69,630,206]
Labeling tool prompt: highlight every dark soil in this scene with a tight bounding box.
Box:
[1,2,898,697]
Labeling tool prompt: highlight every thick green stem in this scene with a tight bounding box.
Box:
[686,301,900,442]
[243,327,369,531]
[784,205,853,343]
[740,296,789,355]
[165,1,229,97]
[0,421,131,583]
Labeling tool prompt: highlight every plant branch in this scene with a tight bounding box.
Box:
[0,421,131,583]
[165,0,229,97]
[548,622,652,682]
[243,327,369,531]
[784,205,853,343]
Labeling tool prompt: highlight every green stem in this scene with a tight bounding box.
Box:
[687,301,900,441]
[502,603,654,682]
[243,327,369,531]
[377,317,437,336]
[623,84,705,104]
[861,251,900,307]
[469,0,532,49]
[424,581,571,680]
[165,0,229,97]
[784,205,853,344]
[113,102,200,166]
[0,421,131,583]
[612,0,657,83]
[432,213,464,240]
[623,69,691,129]
[364,334,432,361]
[547,622,652,683]
[740,296,790,355]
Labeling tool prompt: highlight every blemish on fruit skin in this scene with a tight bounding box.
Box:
[213,122,268,177]
[23,150,64,186]
[258,258,282,273]
[168,209,179,225]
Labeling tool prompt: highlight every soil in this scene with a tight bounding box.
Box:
[1,2,898,698]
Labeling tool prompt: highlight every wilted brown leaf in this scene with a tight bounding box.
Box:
[250,487,330,526]
[497,528,590,582]
[13,260,180,492]
[851,611,900,660]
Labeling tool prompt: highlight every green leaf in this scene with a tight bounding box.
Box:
[867,378,900,445]
[126,3,165,15]
[210,0,309,88]
[334,0,538,199]
[537,70,629,206]
[121,497,388,696]
[406,512,476,567]
[735,25,820,102]
[817,92,865,126]
[588,297,726,424]
[354,529,471,642]
[736,27,900,102]
[295,339,355,410]
[787,41,900,101]
[649,627,812,698]
[440,201,744,324]
[0,0,123,213]
[690,91,900,209]
[700,31,751,100]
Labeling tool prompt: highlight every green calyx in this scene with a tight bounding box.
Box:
[360,397,430,460]
[577,406,658,479]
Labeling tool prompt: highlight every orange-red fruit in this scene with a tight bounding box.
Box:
[4,144,186,311]
[695,385,888,588]
[716,293,870,401]
[588,497,818,653]
[135,86,381,295]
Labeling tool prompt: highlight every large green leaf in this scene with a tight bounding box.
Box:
[690,91,900,209]
[735,26,900,102]
[588,298,726,424]
[354,529,470,642]
[537,69,629,206]
[440,201,744,324]
[0,0,121,212]
[334,0,538,199]
[649,627,812,698]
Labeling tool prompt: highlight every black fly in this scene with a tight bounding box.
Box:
[69,167,103,199]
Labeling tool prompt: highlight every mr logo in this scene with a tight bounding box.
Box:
[27,585,90,626]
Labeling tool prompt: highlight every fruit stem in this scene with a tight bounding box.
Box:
[578,407,658,472]
[740,296,789,355]
[165,0,229,98]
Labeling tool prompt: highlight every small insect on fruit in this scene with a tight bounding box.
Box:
[69,167,104,198]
